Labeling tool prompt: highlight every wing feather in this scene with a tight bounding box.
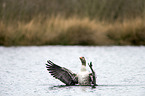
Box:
[46,60,78,85]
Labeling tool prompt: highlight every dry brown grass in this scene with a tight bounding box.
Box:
[1,0,145,46]
[0,16,145,46]
[107,18,145,45]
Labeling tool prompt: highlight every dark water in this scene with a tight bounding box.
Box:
[0,46,145,96]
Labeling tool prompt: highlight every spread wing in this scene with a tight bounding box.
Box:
[88,62,97,87]
[46,60,78,85]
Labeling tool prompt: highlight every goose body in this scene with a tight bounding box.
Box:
[46,57,96,86]
[78,70,90,85]
[77,57,91,85]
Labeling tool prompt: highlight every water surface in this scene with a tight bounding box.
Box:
[0,46,145,96]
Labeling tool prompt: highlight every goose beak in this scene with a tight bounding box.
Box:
[80,57,82,59]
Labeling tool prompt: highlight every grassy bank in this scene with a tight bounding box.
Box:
[0,0,145,46]
[0,16,145,46]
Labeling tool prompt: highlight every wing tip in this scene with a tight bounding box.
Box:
[47,60,53,63]
[46,60,54,67]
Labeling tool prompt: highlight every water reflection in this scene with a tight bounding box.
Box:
[49,84,145,89]
[49,85,95,89]
[47,84,145,96]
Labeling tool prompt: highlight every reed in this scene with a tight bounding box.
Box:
[107,18,145,45]
[0,16,144,46]
[0,0,145,45]
[0,0,145,21]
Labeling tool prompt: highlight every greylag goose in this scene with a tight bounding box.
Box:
[46,57,96,86]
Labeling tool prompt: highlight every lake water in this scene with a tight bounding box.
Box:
[0,46,145,96]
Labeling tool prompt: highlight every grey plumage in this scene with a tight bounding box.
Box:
[46,57,96,86]
[46,60,78,85]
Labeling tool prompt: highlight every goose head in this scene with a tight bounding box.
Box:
[79,57,86,66]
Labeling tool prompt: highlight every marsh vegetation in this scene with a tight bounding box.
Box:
[0,0,145,46]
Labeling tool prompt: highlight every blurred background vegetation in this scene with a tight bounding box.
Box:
[0,0,145,46]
